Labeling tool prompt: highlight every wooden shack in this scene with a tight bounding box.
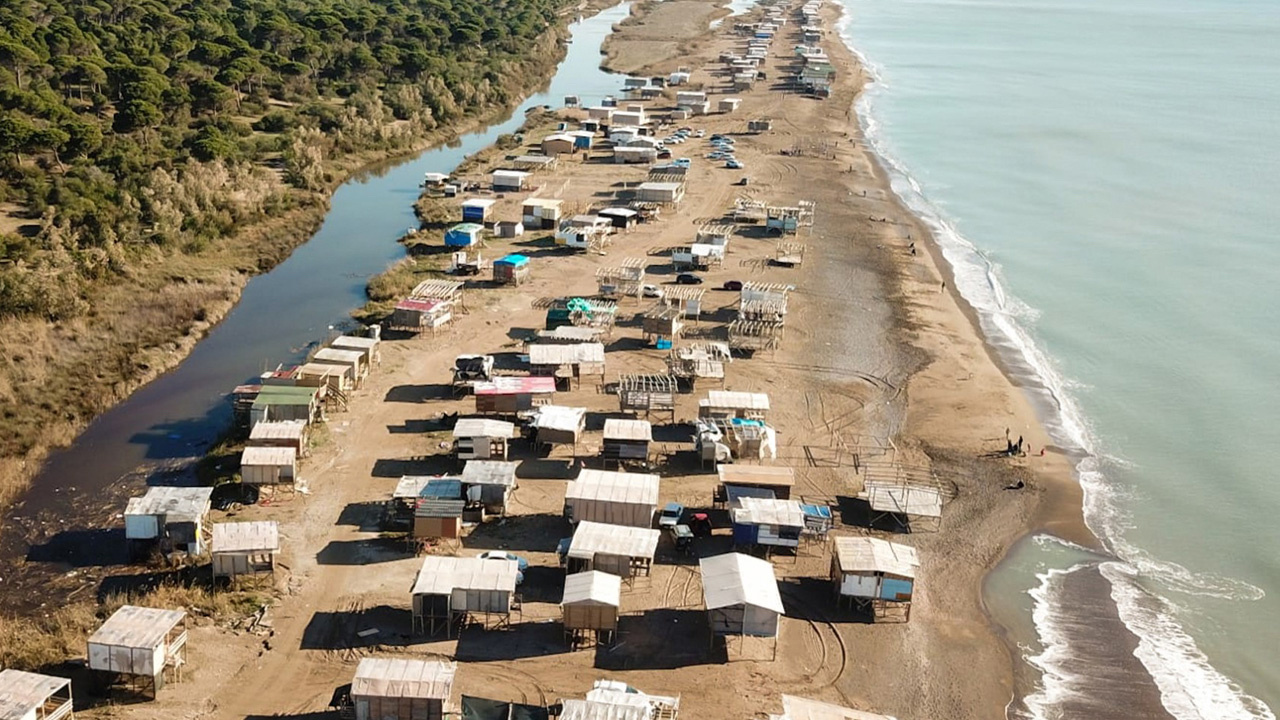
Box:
[87,606,187,697]
[452,418,515,461]
[411,556,518,636]
[731,497,805,550]
[541,133,577,155]
[521,198,564,230]
[699,390,771,420]
[461,197,497,224]
[564,469,659,528]
[565,521,659,580]
[331,335,380,368]
[493,253,531,285]
[636,182,685,204]
[294,362,346,393]
[641,305,684,346]
[531,405,587,451]
[495,220,525,239]
[239,445,296,487]
[0,669,73,720]
[562,570,621,647]
[351,658,456,720]
[313,347,366,386]
[473,376,556,415]
[831,536,919,621]
[601,419,652,467]
[414,499,465,542]
[492,169,530,192]
[597,207,639,231]
[716,465,796,503]
[700,552,783,658]
[124,486,214,557]
[616,374,677,421]
[528,342,606,389]
[858,470,946,533]
[461,460,518,515]
[248,419,308,456]
[210,521,279,583]
[250,385,322,425]
[391,297,453,333]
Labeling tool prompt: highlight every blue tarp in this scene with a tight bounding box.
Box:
[420,477,462,499]
[496,254,529,266]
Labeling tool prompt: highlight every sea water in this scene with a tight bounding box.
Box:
[835,0,1280,717]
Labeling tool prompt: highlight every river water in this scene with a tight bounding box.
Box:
[2,4,634,553]
[836,0,1280,717]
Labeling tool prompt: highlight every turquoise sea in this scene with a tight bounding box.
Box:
[836,0,1280,717]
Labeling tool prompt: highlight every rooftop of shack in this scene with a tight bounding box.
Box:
[833,536,919,578]
[394,476,463,500]
[537,326,603,342]
[699,552,784,613]
[602,419,653,442]
[452,418,516,438]
[717,465,795,488]
[473,376,557,396]
[0,669,70,720]
[528,342,606,366]
[732,497,805,528]
[702,390,771,411]
[411,556,518,596]
[495,254,530,266]
[332,335,379,350]
[313,347,365,363]
[567,469,660,506]
[240,445,296,467]
[859,479,944,518]
[415,498,465,518]
[461,460,518,488]
[249,419,307,441]
[533,405,587,432]
[568,521,659,561]
[124,486,213,521]
[462,197,498,209]
[211,521,280,554]
[352,658,457,701]
[562,570,622,607]
[88,605,186,649]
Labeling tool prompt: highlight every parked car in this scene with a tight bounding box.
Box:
[673,158,692,168]
[725,160,745,169]
[722,280,744,291]
[642,284,664,298]
[658,502,684,529]
[695,129,706,137]
[676,273,705,285]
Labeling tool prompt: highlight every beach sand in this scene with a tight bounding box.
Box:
[9,2,1150,719]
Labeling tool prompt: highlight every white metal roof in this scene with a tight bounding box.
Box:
[123,486,213,522]
[859,479,943,518]
[313,347,364,364]
[352,658,456,700]
[638,182,682,191]
[211,521,280,554]
[332,334,380,350]
[568,521,659,561]
[528,342,606,366]
[462,197,498,209]
[240,445,296,467]
[493,169,531,179]
[833,536,919,579]
[699,552,784,614]
[537,326,602,342]
[88,605,186,650]
[562,570,622,607]
[411,556,518,596]
[452,418,515,438]
[393,475,431,500]
[533,405,587,433]
[702,390,771,411]
[0,669,70,720]
[567,469,660,506]
[732,497,805,528]
[559,699,648,720]
[460,460,518,487]
[602,418,652,442]
[774,694,896,720]
[717,465,795,488]
[248,419,306,441]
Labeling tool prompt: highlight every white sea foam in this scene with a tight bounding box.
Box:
[834,4,1271,718]
[1021,564,1090,720]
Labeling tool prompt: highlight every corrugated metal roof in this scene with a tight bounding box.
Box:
[452,418,515,438]
[248,419,306,441]
[415,499,465,518]
[332,335,379,351]
[833,537,918,579]
[461,460,518,487]
[313,347,363,364]
[528,343,605,366]
[775,695,895,720]
[717,465,795,488]
[699,552,784,614]
[88,605,186,650]
[123,486,213,522]
[411,556,518,596]
[241,445,295,467]
[561,570,621,607]
[702,390,771,411]
[559,699,648,720]
[352,658,456,700]
[566,470,660,506]
[568,521,659,561]
[0,669,70,720]
[732,497,805,528]
[602,419,652,442]
[473,377,557,396]
[532,405,587,433]
[211,521,280,554]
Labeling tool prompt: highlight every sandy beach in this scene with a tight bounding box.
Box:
[1,1,1128,718]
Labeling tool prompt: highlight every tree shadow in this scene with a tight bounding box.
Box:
[594,609,725,669]
[300,605,416,650]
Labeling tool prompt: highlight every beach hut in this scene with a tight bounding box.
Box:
[461,460,518,515]
[473,376,557,415]
[716,465,796,503]
[613,110,645,127]
[124,486,214,557]
[601,419,652,467]
[350,658,456,720]
[293,362,346,393]
[248,418,307,455]
[528,342,606,389]
[531,405,587,451]
[564,469,659,528]
[641,305,684,346]
[613,146,657,164]
[718,97,743,113]
[857,467,946,532]
[313,346,366,385]
[444,223,484,248]
[452,418,515,461]
[250,385,323,424]
[699,552,783,658]
[423,172,450,189]
[569,130,595,150]
[668,71,691,85]
[411,556,518,635]
[535,326,604,344]
[0,669,73,720]
[331,334,380,369]
[461,198,497,224]
[831,536,919,621]
[564,521,659,580]
[389,475,459,529]
[494,220,525,239]
[542,133,577,155]
[586,106,615,122]
[598,207,639,231]
[521,197,564,230]
[493,254,531,286]
[391,298,453,333]
[87,606,188,697]
[676,90,707,106]
[559,681,680,720]
[636,182,685,204]
[749,118,773,133]
[770,695,894,720]
[561,570,622,647]
[492,169,530,192]
[731,497,805,551]
[239,445,297,487]
[699,390,771,420]
[616,374,678,420]
[210,521,279,583]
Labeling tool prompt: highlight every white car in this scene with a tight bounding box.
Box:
[642,284,664,298]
